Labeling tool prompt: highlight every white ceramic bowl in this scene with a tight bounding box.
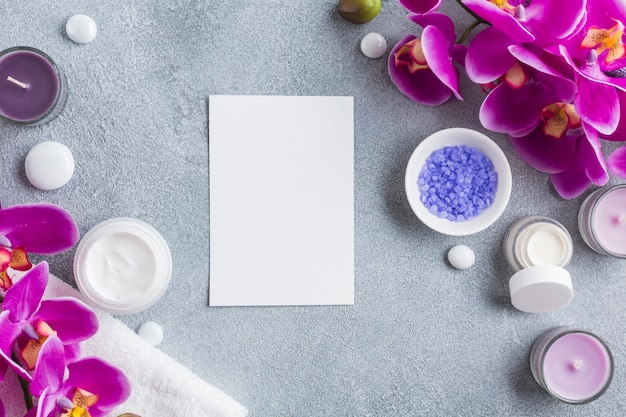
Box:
[405,128,512,236]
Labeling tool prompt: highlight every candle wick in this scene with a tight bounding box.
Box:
[573,359,583,370]
[6,76,28,89]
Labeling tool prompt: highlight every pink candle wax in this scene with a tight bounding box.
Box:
[579,185,626,257]
[531,328,613,403]
[0,47,67,125]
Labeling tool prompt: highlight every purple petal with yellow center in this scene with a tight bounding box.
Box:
[0,204,79,255]
[30,334,65,397]
[479,83,546,137]
[3,262,48,323]
[559,45,626,93]
[422,25,461,100]
[400,0,442,14]
[59,358,131,415]
[408,12,455,48]
[462,0,534,43]
[510,126,578,174]
[31,298,98,344]
[607,145,626,177]
[575,76,619,135]
[466,26,517,84]
[388,35,454,106]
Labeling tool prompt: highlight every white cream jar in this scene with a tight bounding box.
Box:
[73,218,172,314]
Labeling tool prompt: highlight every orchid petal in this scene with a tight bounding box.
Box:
[576,76,619,135]
[62,358,131,412]
[32,298,98,344]
[400,0,442,14]
[462,0,534,43]
[523,0,586,45]
[388,35,454,106]
[479,83,545,136]
[408,12,456,48]
[466,26,516,84]
[550,136,608,199]
[510,126,578,174]
[607,145,626,178]
[0,398,4,417]
[450,44,467,66]
[0,204,79,255]
[0,312,32,381]
[30,334,65,397]
[601,90,626,141]
[0,248,10,270]
[3,262,48,322]
[582,125,610,185]
[422,25,461,100]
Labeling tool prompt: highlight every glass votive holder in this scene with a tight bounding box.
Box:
[578,185,626,258]
[0,46,68,126]
[530,327,614,404]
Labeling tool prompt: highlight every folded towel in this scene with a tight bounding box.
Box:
[1,275,248,417]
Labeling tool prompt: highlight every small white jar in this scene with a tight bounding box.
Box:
[504,216,573,271]
[73,218,172,314]
[504,216,574,313]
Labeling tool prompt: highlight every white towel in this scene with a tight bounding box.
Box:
[1,275,248,417]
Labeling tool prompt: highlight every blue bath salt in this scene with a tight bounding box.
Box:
[418,145,497,222]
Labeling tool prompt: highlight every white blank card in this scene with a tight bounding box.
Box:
[208,95,354,306]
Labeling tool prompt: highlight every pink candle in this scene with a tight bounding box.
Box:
[578,185,626,257]
[530,328,613,403]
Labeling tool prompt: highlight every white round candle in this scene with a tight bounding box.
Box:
[579,185,626,257]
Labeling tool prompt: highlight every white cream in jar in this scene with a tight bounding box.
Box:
[73,218,172,314]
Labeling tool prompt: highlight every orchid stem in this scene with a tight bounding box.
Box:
[454,0,488,22]
[457,19,485,44]
[11,352,34,411]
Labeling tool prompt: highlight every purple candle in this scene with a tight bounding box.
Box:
[530,328,613,403]
[0,47,67,125]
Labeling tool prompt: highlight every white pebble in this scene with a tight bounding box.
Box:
[66,14,98,44]
[448,245,475,269]
[360,33,387,59]
[138,321,164,346]
[25,141,75,190]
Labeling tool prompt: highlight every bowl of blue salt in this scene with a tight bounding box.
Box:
[405,128,512,236]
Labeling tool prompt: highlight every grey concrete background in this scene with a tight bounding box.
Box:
[2,0,626,415]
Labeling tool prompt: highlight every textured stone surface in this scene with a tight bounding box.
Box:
[2,1,626,416]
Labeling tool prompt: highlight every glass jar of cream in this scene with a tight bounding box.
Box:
[504,216,574,313]
[73,218,172,314]
[504,216,573,271]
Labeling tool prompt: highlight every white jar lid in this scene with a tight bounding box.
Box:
[73,218,172,314]
[509,265,573,313]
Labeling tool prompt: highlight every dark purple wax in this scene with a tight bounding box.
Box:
[0,49,60,122]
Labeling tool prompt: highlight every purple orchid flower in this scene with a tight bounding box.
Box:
[27,334,130,417]
[388,12,466,106]
[462,0,587,47]
[558,0,626,91]
[0,203,79,256]
[0,262,98,382]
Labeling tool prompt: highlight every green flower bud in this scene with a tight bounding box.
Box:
[337,0,381,24]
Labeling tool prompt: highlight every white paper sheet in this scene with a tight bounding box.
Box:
[208,95,354,306]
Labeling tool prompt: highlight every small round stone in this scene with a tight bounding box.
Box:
[448,245,475,269]
[138,321,164,346]
[25,141,75,190]
[66,14,98,44]
[360,33,387,59]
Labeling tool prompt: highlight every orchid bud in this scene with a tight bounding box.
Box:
[337,0,381,24]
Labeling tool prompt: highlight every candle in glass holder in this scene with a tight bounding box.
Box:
[530,327,613,404]
[0,47,68,125]
[578,185,626,258]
